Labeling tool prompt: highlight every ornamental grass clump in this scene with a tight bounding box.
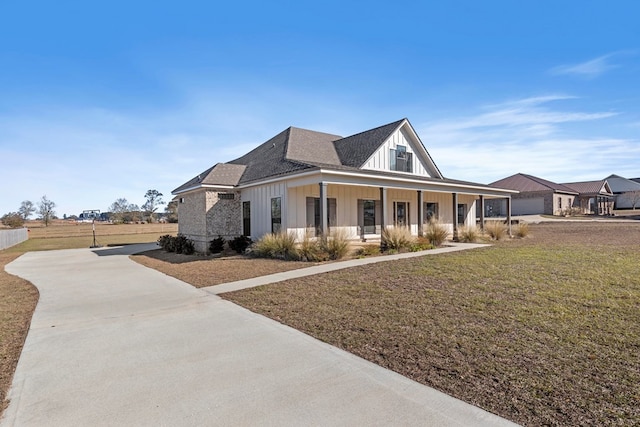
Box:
[485,221,508,241]
[319,229,351,260]
[423,220,449,247]
[252,231,299,260]
[298,232,323,262]
[382,226,415,251]
[515,222,530,238]
[458,225,481,243]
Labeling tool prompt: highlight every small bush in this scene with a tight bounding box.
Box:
[174,234,195,254]
[458,226,480,243]
[158,234,194,254]
[515,222,530,238]
[252,231,299,260]
[319,229,351,260]
[354,244,381,257]
[423,221,449,247]
[209,235,226,254]
[485,221,507,241]
[228,235,252,254]
[158,234,175,252]
[410,237,434,252]
[382,227,415,251]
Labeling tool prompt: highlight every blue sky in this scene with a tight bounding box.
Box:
[1,1,639,217]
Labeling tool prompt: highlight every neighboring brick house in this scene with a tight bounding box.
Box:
[487,173,578,216]
[173,118,516,253]
[562,180,614,215]
[487,173,615,216]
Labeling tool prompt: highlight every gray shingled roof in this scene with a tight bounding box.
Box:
[490,173,577,194]
[333,119,405,167]
[285,127,342,166]
[174,119,463,194]
[172,163,246,193]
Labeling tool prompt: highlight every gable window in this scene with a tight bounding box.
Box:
[424,202,439,223]
[389,145,413,173]
[306,197,337,236]
[271,197,281,233]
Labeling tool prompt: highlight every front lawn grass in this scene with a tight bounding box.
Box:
[222,223,640,426]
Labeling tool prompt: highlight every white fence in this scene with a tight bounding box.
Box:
[0,228,28,250]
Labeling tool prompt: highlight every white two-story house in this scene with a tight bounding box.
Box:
[173,118,515,253]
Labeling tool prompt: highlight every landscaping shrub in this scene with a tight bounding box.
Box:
[298,232,324,262]
[410,237,434,252]
[252,231,299,260]
[209,235,226,254]
[174,234,195,254]
[485,221,507,241]
[228,235,252,254]
[157,234,175,252]
[515,222,530,238]
[458,225,480,243]
[423,220,449,247]
[354,244,381,257]
[382,227,415,251]
[158,234,195,254]
[319,229,351,260]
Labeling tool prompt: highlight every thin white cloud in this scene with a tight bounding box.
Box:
[550,53,621,79]
[419,95,636,184]
[423,94,616,133]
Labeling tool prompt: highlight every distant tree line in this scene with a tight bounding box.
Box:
[1,196,56,228]
[2,189,178,228]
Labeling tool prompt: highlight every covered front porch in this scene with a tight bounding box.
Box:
[283,175,514,242]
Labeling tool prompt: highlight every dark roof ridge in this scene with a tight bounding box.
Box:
[335,118,406,142]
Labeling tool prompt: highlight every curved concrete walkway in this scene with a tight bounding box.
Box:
[2,244,518,427]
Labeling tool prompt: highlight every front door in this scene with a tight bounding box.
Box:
[394,201,409,227]
[457,203,467,225]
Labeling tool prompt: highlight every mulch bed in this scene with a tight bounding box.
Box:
[131,250,314,287]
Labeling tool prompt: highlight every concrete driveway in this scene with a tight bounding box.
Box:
[3,244,517,426]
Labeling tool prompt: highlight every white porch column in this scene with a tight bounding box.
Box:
[452,192,459,242]
[479,195,485,231]
[380,187,387,231]
[417,190,423,236]
[319,182,328,236]
[506,196,512,237]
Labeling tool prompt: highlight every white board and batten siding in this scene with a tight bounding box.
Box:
[241,182,288,239]
[361,127,435,178]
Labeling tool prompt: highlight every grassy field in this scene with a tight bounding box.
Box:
[4,221,640,425]
[0,221,177,414]
[217,222,639,426]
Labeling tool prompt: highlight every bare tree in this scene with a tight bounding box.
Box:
[38,195,56,227]
[623,190,640,209]
[142,189,164,223]
[18,200,36,220]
